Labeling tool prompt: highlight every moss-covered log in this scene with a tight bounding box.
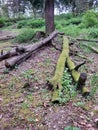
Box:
[66,58,90,96]
[49,36,69,103]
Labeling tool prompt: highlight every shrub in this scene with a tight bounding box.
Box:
[27,19,45,28]
[82,10,98,27]
[88,28,98,38]
[15,28,35,43]
[62,25,80,37]
[55,13,73,20]
[68,17,82,25]
[17,20,27,28]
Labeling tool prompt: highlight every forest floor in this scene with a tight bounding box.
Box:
[0,30,98,130]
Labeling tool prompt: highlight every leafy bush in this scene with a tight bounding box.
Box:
[17,19,44,29]
[68,17,82,25]
[55,13,73,20]
[62,25,80,37]
[17,20,27,28]
[88,28,98,38]
[0,18,5,27]
[15,28,35,43]
[82,10,98,27]
[27,19,45,28]
[59,69,77,104]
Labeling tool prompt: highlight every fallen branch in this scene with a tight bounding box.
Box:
[0,49,18,61]
[82,44,98,54]
[76,38,98,43]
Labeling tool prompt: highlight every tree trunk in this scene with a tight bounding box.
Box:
[45,0,55,34]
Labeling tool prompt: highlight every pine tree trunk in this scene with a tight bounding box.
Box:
[45,0,55,34]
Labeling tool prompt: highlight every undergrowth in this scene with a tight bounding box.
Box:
[59,68,77,104]
[15,28,35,43]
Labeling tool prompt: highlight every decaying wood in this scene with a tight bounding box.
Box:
[0,49,18,61]
[5,30,62,68]
[49,36,69,103]
[49,36,89,103]
[5,52,32,68]
[66,57,90,96]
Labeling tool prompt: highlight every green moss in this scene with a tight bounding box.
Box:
[72,70,80,82]
[50,37,69,102]
[67,57,75,71]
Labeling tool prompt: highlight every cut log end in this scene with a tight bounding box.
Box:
[82,87,90,97]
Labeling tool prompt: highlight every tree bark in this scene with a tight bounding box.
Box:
[0,50,18,61]
[45,0,55,34]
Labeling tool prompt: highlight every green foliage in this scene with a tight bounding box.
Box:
[27,19,45,28]
[15,28,35,43]
[62,25,80,37]
[68,17,82,25]
[17,19,45,29]
[82,10,98,28]
[88,28,98,38]
[17,20,27,28]
[59,69,77,104]
[64,126,81,130]
[90,73,98,97]
[55,13,73,20]
[22,69,34,80]
[0,17,5,27]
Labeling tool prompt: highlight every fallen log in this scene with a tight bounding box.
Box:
[66,57,90,96]
[5,52,32,68]
[0,49,18,61]
[5,30,62,68]
[49,36,69,103]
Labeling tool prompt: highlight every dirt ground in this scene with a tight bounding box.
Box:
[0,31,98,130]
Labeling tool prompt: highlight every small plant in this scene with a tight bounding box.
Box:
[3,68,10,74]
[64,126,81,130]
[90,73,98,97]
[15,28,35,43]
[17,20,27,28]
[59,68,77,104]
[22,69,34,85]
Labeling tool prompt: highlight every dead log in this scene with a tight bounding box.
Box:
[5,30,61,68]
[49,36,69,103]
[0,50,18,61]
[5,52,32,68]
[76,38,98,43]
[66,57,90,96]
